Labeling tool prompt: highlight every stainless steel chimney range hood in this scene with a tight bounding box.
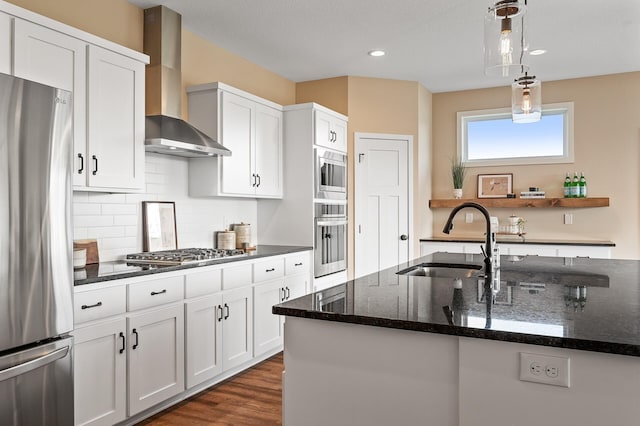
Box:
[143,6,230,157]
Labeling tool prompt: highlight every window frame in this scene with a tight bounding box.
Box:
[457,102,574,167]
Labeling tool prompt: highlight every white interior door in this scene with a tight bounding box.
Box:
[355,134,412,278]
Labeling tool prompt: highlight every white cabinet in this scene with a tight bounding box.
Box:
[253,278,286,356]
[221,286,254,371]
[72,318,126,426]
[127,303,185,416]
[315,108,347,152]
[0,12,11,74]
[86,45,145,190]
[185,293,223,388]
[420,241,612,258]
[188,82,283,198]
[12,18,87,187]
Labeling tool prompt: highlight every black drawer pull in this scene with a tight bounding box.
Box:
[265,268,275,272]
[280,288,286,302]
[217,305,223,322]
[119,332,125,354]
[92,155,98,175]
[285,287,290,300]
[150,289,167,296]
[223,303,230,320]
[294,262,303,266]
[81,301,102,310]
[77,153,84,174]
[132,329,139,350]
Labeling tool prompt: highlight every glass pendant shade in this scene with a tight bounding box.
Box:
[512,73,541,123]
[484,0,528,77]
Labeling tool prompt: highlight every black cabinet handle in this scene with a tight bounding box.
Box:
[265,268,275,272]
[294,262,303,267]
[285,287,290,300]
[132,329,139,350]
[280,288,286,302]
[81,301,102,310]
[400,234,408,241]
[150,289,167,296]
[77,153,84,174]
[256,174,261,187]
[119,332,125,354]
[92,155,98,175]
[223,303,230,320]
[252,173,256,187]
[217,305,223,322]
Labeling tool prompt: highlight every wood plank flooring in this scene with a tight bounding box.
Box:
[138,353,283,425]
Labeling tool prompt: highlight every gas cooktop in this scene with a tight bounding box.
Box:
[125,248,246,265]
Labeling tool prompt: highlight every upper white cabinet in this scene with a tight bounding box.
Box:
[4,2,148,192]
[315,108,347,152]
[187,82,283,198]
[86,45,145,190]
[13,19,87,187]
[0,12,11,74]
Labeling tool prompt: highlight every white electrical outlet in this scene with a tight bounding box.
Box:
[564,213,573,225]
[465,213,473,223]
[520,352,570,387]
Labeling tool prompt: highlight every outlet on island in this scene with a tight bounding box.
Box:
[520,352,570,387]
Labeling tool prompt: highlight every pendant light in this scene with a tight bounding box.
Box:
[484,0,528,77]
[512,72,541,123]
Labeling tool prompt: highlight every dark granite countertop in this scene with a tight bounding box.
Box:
[74,245,312,286]
[274,252,640,357]
[420,237,615,246]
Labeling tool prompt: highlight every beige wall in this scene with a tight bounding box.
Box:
[296,76,348,115]
[432,72,640,259]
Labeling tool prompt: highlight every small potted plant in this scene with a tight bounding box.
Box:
[451,158,466,199]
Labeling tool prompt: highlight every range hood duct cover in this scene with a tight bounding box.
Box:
[143,6,230,157]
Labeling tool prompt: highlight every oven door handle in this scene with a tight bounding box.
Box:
[316,220,348,227]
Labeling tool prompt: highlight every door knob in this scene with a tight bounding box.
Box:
[400,234,408,241]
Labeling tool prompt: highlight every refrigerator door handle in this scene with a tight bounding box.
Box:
[0,346,69,383]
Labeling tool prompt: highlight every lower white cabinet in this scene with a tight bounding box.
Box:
[72,318,126,426]
[420,241,611,258]
[127,303,185,416]
[185,293,223,389]
[221,286,253,371]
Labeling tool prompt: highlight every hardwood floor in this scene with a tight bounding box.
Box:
[139,353,283,425]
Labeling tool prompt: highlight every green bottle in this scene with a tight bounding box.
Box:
[563,173,571,198]
[579,172,587,198]
[571,172,579,198]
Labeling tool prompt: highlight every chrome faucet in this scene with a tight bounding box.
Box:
[442,202,499,275]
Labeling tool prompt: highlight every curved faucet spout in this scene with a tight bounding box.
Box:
[442,202,497,274]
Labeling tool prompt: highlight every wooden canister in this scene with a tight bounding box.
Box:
[216,231,236,250]
[233,223,251,249]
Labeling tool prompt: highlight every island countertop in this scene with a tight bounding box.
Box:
[273,252,640,357]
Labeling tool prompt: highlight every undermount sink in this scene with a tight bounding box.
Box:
[396,262,483,278]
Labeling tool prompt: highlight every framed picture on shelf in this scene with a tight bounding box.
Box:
[477,173,513,198]
[142,201,178,252]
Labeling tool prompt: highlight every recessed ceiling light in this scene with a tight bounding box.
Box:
[368,50,386,57]
[530,49,547,56]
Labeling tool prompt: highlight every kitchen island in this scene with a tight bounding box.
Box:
[273,252,640,426]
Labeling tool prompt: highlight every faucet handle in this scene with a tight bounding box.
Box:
[480,245,487,258]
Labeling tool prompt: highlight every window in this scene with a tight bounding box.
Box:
[457,102,574,167]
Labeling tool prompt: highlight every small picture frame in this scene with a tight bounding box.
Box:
[142,201,177,252]
[477,173,513,198]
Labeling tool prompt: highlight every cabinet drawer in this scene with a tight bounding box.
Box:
[185,268,222,299]
[74,286,126,324]
[222,263,252,290]
[253,258,285,283]
[128,276,184,311]
[285,252,310,275]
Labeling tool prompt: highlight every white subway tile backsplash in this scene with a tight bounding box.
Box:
[101,204,137,215]
[72,155,258,260]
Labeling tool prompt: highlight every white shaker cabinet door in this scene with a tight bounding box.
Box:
[13,18,87,186]
[253,279,285,357]
[220,91,255,196]
[221,286,253,371]
[87,45,144,190]
[331,117,347,153]
[185,293,224,389]
[127,303,184,416]
[314,109,333,149]
[72,318,126,426]
[255,103,283,197]
[0,12,10,74]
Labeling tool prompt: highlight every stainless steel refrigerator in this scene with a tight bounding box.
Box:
[0,73,74,424]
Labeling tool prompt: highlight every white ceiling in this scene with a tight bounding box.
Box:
[128,0,640,93]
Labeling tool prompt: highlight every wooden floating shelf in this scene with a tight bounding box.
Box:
[429,197,610,209]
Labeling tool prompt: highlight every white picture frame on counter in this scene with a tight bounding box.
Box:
[142,201,178,252]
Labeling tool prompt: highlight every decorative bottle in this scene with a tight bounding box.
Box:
[563,173,571,198]
[579,172,587,198]
[571,172,579,198]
